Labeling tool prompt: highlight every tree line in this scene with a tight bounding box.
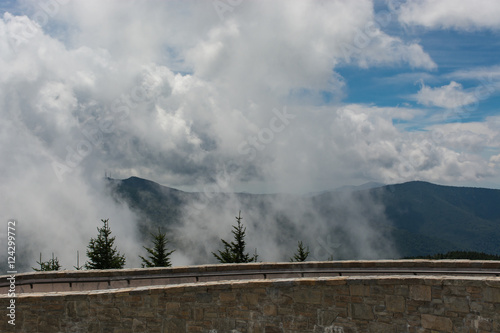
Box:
[33,211,310,271]
[404,251,500,260]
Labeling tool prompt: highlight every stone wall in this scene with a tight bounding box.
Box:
[1,275,500,332]
[3,260,500,295]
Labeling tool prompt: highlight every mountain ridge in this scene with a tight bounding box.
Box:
[107,176,500,260]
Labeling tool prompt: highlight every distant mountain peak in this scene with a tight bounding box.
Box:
[334,181,385,192]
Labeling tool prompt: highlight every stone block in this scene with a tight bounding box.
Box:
[165,302,180,312]
[394,285,409,297]
[351,296,363,303]
[410,285,431,301]
[249,320,263,333]
[349,284,370,296]
[277,306,293,316]
[484,287,500,303]
[443,285,468,297]
[368,321,395,333]
[443,296,469,313]
[134,309,156,318]
[163,318,186,333]
[370,285,394,295]
[467,286,482,293]
[262,304,277,316]
[212,318,236,330]
[228,308,251,320]
[193,308,203,321]
[185,323,203,332]
[317,309,338,326]
[421,314,453,332]
[219,292,236,303]
[294,289,322,304]
[110,327,129,333]
[264,325,283,333]
[242,292,260,306]
[477,317,493,331]
[492,318,500,332]
[196,292,212,303]
[204,309,219,319]
[96,307,121,321]
[132,318,146,331]
[350,303,374,320]
[470,301,483,312]
[385,295,405,313]
[37,316,61,332]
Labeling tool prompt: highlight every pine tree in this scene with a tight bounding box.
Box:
[85,219,126,269]
[33,252,61,271]
[290,241,310,262]
[139,227,175,267]
[213,211,258,263]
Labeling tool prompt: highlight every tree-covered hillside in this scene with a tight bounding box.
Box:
[107,177,500,260]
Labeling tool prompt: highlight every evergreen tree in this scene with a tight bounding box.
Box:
[213,211,258,263]
[85,219,126,269]
[33,252,61,271]
[139,227,175,267]
[290,241,310,262]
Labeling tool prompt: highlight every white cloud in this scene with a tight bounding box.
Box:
[254,104,497,192]
[346,33,436,70]
[490,153,500,166]
[186,0,436,98]
[1,0,499,268]
[447,66,500,97]
[397,0,500,30]
[428,118,500,151]
[450,65,500,81]
[414,81,477,109]
[35,81,78,128]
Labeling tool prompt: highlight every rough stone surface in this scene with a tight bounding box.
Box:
[385,294,405,313]
[410,285,432,301]
[1,268,500,332]
[421,314,453,332]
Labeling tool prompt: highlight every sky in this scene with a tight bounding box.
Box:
[1,0,500,268]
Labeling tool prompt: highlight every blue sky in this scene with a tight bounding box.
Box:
[340,26,500,119]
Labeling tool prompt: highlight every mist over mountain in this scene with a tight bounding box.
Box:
[3,1,500,273]
[108,177,500,263]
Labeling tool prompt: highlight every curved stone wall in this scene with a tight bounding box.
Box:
[2,259,500,294]
[2,274,500,332]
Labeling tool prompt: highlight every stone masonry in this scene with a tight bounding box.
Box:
[1,275,500,332]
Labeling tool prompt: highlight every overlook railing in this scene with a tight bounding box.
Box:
[1,260,499,294]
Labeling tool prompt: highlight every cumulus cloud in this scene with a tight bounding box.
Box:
[428,118,500,152]
[397,0,500,30]
[414,81,478,109]
[340,32,436,70]
[237,103,498,192]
